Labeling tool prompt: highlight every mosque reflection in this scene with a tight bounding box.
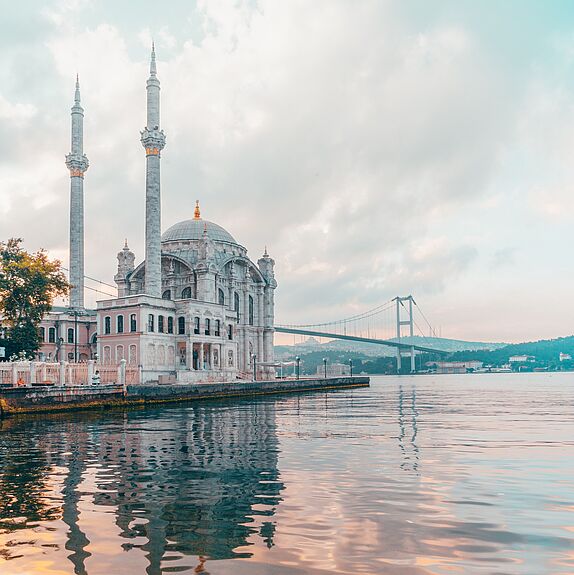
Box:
[0,399,284,574]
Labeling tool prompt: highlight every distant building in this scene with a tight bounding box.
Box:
[509,355,535,363]
[430,361,483,374]
[316,362,350,377]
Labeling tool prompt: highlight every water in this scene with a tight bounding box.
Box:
[0,373,573,575]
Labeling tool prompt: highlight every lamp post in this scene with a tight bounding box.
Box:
[349,359,353,377]
[295,356,300,380]
[323,357,327,379]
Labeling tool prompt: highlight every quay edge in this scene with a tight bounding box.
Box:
[0,376,370,416]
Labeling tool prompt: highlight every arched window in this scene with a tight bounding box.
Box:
[158,315,164,333]
[205,318,211,336]
[49,327,56,343]
[194,317,200,335]
[116,345,124,361]
[67,328,74,343]
[182,287,192,299]
[162,289,171,300]
[234,292,240,321]
[130,314,137,332]
[148,314,154,332]
[167,317,174,334]
[39,327,45,342]
[129,344,137,365]
[248,295,254,326]
[218,288,225,306]
[215,319,221,337]
[104,316,111,335]
[178,316,185,335]
[103,345,111,365]
[117,315,124,334]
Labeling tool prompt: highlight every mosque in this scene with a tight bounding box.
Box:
[37,46,277,383]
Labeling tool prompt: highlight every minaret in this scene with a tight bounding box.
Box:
[140,43,166,297]
[65,75,89,310]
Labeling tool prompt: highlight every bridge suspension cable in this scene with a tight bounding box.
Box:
[277,298,395,329]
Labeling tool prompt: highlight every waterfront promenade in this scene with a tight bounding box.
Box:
[0,375,369,416]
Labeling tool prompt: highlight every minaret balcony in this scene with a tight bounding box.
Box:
[141,127,166,155]
[65,153,89,176]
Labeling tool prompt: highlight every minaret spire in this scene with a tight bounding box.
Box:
[140,44,166,297]
[65,75,89,310]
[150,41,157,76]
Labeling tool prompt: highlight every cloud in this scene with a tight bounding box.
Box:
[0,1,572,341]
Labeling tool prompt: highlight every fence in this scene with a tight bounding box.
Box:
[0,360,138,387]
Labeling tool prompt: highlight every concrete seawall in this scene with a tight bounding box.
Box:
[0,377,370,416]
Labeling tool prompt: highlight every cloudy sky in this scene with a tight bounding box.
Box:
[1,0,574,343]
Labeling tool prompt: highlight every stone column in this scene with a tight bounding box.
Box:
[87,360,94,385]
[199,343,204,370]
[141,45,166,298]
[65,77,89,310]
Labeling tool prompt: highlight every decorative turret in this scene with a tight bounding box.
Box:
[257,247,275,284]
[65,75,89,310]
[199,222,215,262]
[141,43,166,298]
[258,247,276,372]
[115,240,135,297]
[194,200,201,220]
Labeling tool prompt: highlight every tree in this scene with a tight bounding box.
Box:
[0,238,69,358]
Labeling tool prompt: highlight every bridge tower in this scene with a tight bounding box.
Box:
[394,296,416,374]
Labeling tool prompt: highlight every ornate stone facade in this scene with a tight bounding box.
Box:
[95,47,276,383]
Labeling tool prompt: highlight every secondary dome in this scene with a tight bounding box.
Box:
[161,218,237,244]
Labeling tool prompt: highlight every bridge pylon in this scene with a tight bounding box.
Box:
[394,295,416,374]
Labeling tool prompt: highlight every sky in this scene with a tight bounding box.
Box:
[1,0,574,343]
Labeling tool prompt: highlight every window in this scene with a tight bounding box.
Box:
[234,292,240,321]
[218,288,225,306]
[116,345,124,361]
[148,314,154,332]
[39,327,45,342]
[215,319,220,337]
[104,316,111,335]
[167,317,174,334]
[182,287,192,299]
[194,317,200,335]
[130,314,137,332]
[158,315,164,333]
[129,344,137,365]
[248,295,254,326]
[162,290,171,300]
[117,315,124,333]
[178,316,185,335]
[67,328,74,343]
[228,324,233,340]
[49,327,56,343]
[205,318,211,336]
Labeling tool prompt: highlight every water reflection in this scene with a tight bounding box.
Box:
[0,400,283,573]
[397,384,419,473]
[1,375,574,574]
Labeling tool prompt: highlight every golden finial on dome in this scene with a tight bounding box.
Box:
[194,200,201,220]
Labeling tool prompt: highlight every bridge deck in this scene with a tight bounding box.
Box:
[275,327,448,354]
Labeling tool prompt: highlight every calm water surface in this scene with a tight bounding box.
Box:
[0,373,573,575]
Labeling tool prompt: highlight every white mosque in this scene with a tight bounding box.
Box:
[39,46,277,383]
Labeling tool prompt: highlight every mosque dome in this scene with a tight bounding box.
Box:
[161,218,237,244]
[161,202,237,245]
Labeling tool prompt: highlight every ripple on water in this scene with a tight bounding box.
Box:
[0,373,573,574]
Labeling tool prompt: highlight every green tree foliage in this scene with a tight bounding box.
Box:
[0,238,69,357]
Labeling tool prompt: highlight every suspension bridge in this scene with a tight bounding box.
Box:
[275,296,448,372]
